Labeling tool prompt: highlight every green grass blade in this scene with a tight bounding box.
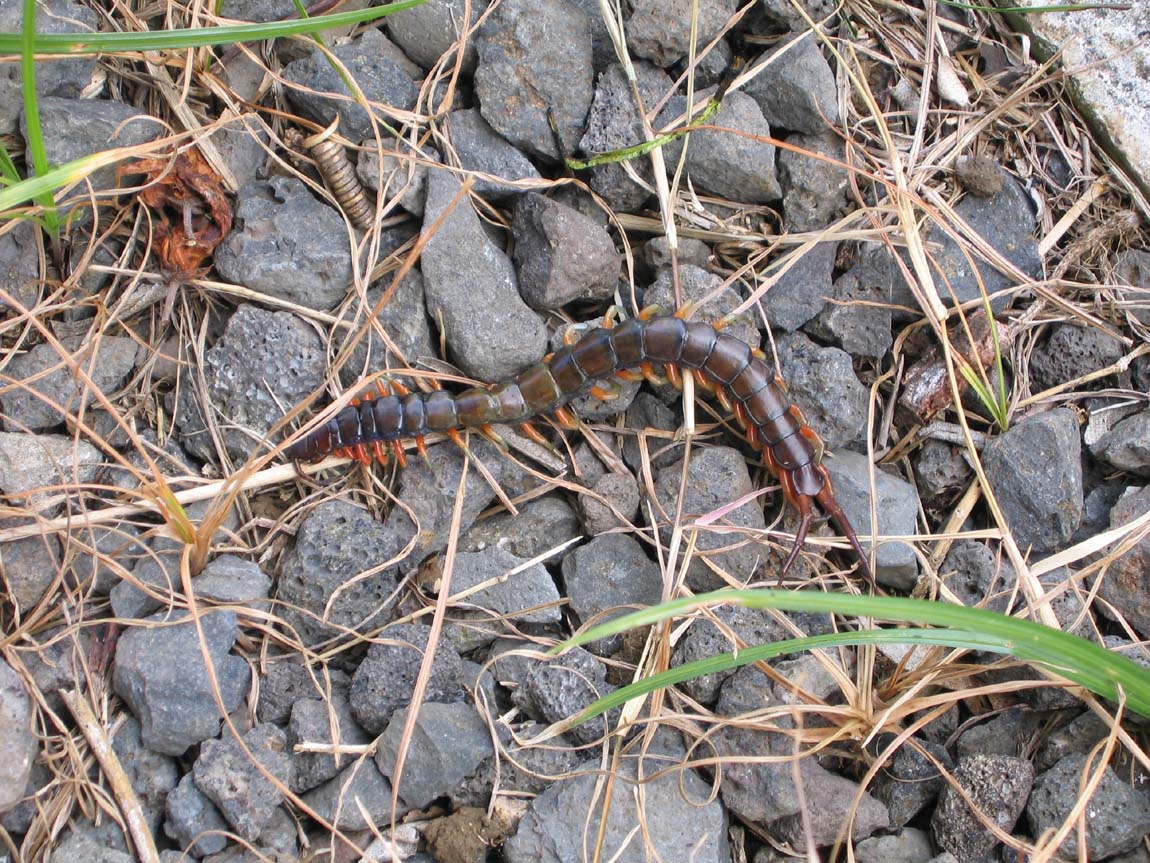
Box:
[0,0,426,55]
[556,589,1150,720]
[566,627,1015,726]
[20,0,58,233]
[0,148,136,215]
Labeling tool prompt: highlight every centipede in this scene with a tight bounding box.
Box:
[285,308,874,586]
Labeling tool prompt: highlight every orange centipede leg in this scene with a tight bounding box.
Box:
[389,440,407,468]
[798,425,825,462]
[673,302,697,320]
[413,435,429,463]
[615,369,644,382]
[637,304,664,321]
[664,363,682,389]
[553,407,579,429]
[520,421,550,446]
[640,362,666,386]
[589,383,621,401]
[371,441,389,464]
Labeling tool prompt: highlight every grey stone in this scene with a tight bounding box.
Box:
[955,707,1045,762]
[384,438,509,570]
[771,762,889,850]
[300,760,404,831]
[854,829,933,863]
[349,622,466,735]
[287,692,369,793]
[194,724,292,841]
[256,656,350,726]
[386,0,485,71]
[276,500,405,647]
[502,731,729,863]
[65,521,145,596]
[0,336,137,432]
[474,0,593,161]
[622,391,681,474]
[1003,2,1150,193]
[823,450,920,589]
[758,0,837,31]
[684,91,781,203]
[1094,485,1150,637]
[355,140,436,218]
[112,610,249,755]
[1031,323,1124,392]
[915,439,972,501]
[0,431,102,511]
[282,28,418,141]
[17,627,79,716]
[776,332,868,449]
[461,495,581,561]
[211,114,269,190]
[578,62,675,212]
[446,108,542,201]
[578,471,641,534]
[336,270,436,389]
[626,0,736,67]
[375,702,494,808]
[779,133,849,231]
[930,754,1034,863]
[940,540,1016,613]
[512,193,619,310]
[513,647,615,746]
[650,446,768,591]
[0,531,60,613]
[1091,408,1150,476]
[1030,754,1150,860]
[111,716,179,834]
[808,260,893,358]
[174,303,326,464]
[1035,712,1110,771]
[420,170,547,381]
[870,736,953,828]
[21,97,160,224]
[0,221,41,312]
[164,773,230,857]
[760,242,836,332]
[561,534,662,634]
[745,35,839,134]
[47,827,134,863]
[109,548,182,620]
[711,665,799,824]
[0,758,49,833]
[441,546,562,624]
[0,0,99,133]
[0,658,35,813]
[641,236,712,274]
[981,409,1083,553]
[213,178,354,311]
[194,555,272,606]
[925,171,1041,311]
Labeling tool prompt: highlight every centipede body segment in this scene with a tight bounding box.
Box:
[286,312,874,585]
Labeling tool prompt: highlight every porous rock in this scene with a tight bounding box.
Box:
[0,432,102,511]
[194,723,293,841]
[930,754,1034,863]
[276,499,406,647]
[349,622,466,735]
[684,90,781,203]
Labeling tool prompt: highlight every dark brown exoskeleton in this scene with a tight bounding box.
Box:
[285,310,874,585]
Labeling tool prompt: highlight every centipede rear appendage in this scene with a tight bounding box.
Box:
[285,312,874,585]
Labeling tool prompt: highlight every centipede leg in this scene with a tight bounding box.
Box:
[815,479,875,588]
[778,493,813,587]
[552,407,579,430]
[481,423,508,450]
